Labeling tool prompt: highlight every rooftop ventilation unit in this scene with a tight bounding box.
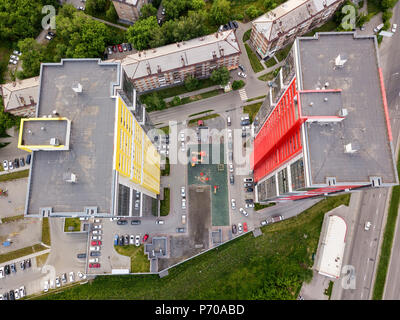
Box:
[41,127,45,131]
[50,137,59,146]
[326,177,337,186]
[370,177,382,187]
[309,102,314,107]
[324,82,329,88]
[344,143,357,154]
[65,173,77,183]
[335,55,347,68]
[339,108,348,117]
[324,97,328,102]
[52,110,59,116]
[72,83,82,93]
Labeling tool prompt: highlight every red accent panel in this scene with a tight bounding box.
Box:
[378,68,393,141]
[278,185,360,201]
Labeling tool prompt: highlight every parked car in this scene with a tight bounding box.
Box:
[231,198,236,210]
[77,6,85,10]
[260,220,268,226]
[20,261,25,270]
[374,23,384,33]
[114,235,119,245]
[232,224,237,234]
[77,271,85,279]
[245,203,255,208]
[4,265,10,275]
[117,220,128,225]
[0,266,4,278]
[131,220,141,225]
[26,258,31,268]
[89,258,99,263]
[92,230,102,235]
[112,45,117,52]
[117,44,123,52]
[243,178,254,183]
[230,174,234,185]
[9,290,15,300]
[129,235,135,245]
[2,159,8,170]
[25,154,31,165]
[135,235,140,246]
[107,46,113,55]
[229,152,233,161]
[93,224,102,229]
[181,198,186,209]
[229,163,233,172]
[19,157,25,167]
[89,263,100,268]
[10,263,16,273]
[181,186,186,197]
[43,280,49,292]
[90,251,101,257]
[55,277,61,287]
[10,55,19,61]
[246,187,254,193]
[238,71,247,78]
[91,240,101,246]
[124,234,129,245]
[61,273,67,284]
[119,235,124,246]
[243,222,248,232]
[69,272,75,282]
[14,158,19,168]
[392,23,397,33]
[13,50,21,56]
[271,215,283,223]
[244,182,253,188]
[180,131,185,142]
[365,221,371,231]
[8,161,13,170]
[156,220,164,224]
[176,228,185,233]
[143,234,149,242]
[134,199,140,209]
[239,208,248,217]
[232,20,239,29]
[127,43,132,51]
[45,34,53,40]
[14,289,20,300]
[238,223,243,233]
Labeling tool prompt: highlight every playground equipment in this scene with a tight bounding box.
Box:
[190,150,207,166]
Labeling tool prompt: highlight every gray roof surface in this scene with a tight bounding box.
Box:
[298,33,397,184]
[22,119,68,146]
[299,91,343,117]
[27,59,119,215]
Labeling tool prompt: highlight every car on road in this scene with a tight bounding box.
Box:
[176,228,185,233]
[238,71,247,78]
[243,222,248,232]
[130,235,135,245]
[365,221,372,231]
[55,277,61,287]
[231,198,236,210]
[238,223,243,233]
[180,132,185,142]
[271,215,283,223]
[181,198,186,209]
[69,272,75,282]
[2,160,8,170]
[181,186,186,197]
[117,220,128,225]
[156,219,164,224]
[135,235,140,246]
[239,208,248,217]
[89,263,100,268]
[43,280,49,292]
[131,220,141,225]
[114,235,119,245]
[232,224,237,234]
[392,23,397,33]
[90,251,101,257]
[143,234,149,242]
[230,174,234,185]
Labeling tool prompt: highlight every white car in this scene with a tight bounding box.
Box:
[245,203,255,208]
[180,132,185,142]
[9,59,17,65]
[10,55,19,61]
[227,129,232,140]
[0,266,4,278]
[92,230,102,235]
[260,220,268,226]
[13,50,21,56]
[181,198,186,209]
[89,258,99,263]
[3,160,8,171]
[239,208,248,217]
[181,141,185,152]
[69,272,75,282]
[8,160,13,170]
[19,286,25,298]
[231,198,236,210]
[392,23,397,33]
[93,224,102,229]
[365,221,372,231]
[238,71,247,78]
[90,246,100,251]
[94,219,101,223]
[77,6,85,10]
[156,220,164,224]
[135,235,140,246]
[134,200,140,209]
[77,271,85,279]
[55,277,61,287]
[181,214,186,224]
[243,178,254,183]
[91,235,102,240]
[229,164,233,173]
[129,235,135,245]
[14,289,20,300]
[181,186,186,197]
[238,223,243,233]
[43,280,49,292]
[45,35,53,40]
[374,23,384,33]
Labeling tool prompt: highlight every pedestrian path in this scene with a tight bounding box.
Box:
[238,88,248,101]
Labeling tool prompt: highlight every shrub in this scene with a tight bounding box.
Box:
[232,80,245,90]
[245,5,263,20]
[171,96,181,106]
[263,0,277,11]
[184,76,199,91]
[382,9,393,23]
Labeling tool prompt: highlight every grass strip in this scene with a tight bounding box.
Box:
[243,102,263,123]
[244,43,265,73]
[114,245,150,273]
[42,218,51,246]
[189,110,214,118]
[64,218,81,232]
[247,95,266,103]
[188,114,220,125]
[160,188,170,216]
[0,169,29,182]
[254,202,276,211]
[0,244,48,264]
[1,215,24,223]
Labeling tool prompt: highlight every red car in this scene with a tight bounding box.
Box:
[90,240,102,246]
[89,263,100,268]
[243,222,248,233]
[143,234,149,242]
[117,44,123,52]
[112,45,117,52]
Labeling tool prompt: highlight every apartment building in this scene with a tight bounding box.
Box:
[19,59,160,217]
[114,29,240,93]
[251,32,398,202]
[0,77,39,117]
[111,0,148,24]
[249,0,344,59]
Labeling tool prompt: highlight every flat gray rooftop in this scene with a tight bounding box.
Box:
[26,59,119,215]
[299,91,343,117]
[22,119,68,146]
[298,33,397,184]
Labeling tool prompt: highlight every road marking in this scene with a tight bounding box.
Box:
[376,208,379,215]
[370,241,373,247]
[238,89,248,101]
[364,275,367,281]
[379,193,382,199]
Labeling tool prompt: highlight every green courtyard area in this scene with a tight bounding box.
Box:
[187,143,229,226]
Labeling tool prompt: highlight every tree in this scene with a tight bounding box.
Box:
[211,67,230,86]
[263,0,277,11]
[184,75,199,91]
[245,5,263,20]
[17,38,45,78]
[140,4,157,19]
[106,3,118,22]
[126,16,160,50]
[85,0,107,15]
[210,0,231,25]
[190,0,205,10]
[162,0,188,20]
[143,93,166,111]
[232,80,245,90]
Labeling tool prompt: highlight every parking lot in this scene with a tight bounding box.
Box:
[0,178,29,219]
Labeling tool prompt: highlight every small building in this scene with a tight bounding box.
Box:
[315,215,347,278]
[0,77,39,117]
[111,30,240,93]
[111,0,148,24]
[249,0,344,59]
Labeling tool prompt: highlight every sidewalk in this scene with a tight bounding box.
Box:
[164,85,221,103]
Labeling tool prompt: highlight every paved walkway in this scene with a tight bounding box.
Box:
[86,15,128,30]
[164,85,221,103]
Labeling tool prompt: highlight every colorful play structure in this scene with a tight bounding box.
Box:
[190,150,207,167]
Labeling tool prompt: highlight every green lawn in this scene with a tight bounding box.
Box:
[1,215,24,223]
[0,169,29,182]
[243,102,263,123]
[367,0,381,16]
[265,57,277,68]
[247,95,267,103]
[167,89,222,108]
[243,29,251,42]
[304,18,338,37]
[244,43,265,73]
[188,114,220,125]
[258,71,276,82]
[275,45,292,62]
[114,245,150,273]
[0,244,48,264]
[37,194,350,300]
[254,202,276,211]
[160,188,170,216]
[64,218,81,232]
[373,148,400,299]
[159,126,170,134]
[161,157,170,176]
[41,218,51,246]
[189,109,214,118]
